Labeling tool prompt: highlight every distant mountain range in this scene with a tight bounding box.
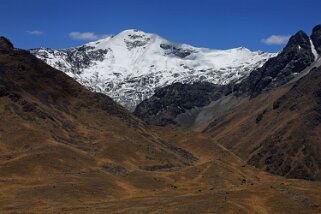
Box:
[30,29,274,110]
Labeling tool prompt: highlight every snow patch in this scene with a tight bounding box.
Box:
[310,39,319,61]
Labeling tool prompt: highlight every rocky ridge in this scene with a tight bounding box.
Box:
[134,25,321,126]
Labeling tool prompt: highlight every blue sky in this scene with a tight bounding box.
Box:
[1,0,321,52]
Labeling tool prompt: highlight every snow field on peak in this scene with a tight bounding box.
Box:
[31,29,276,110]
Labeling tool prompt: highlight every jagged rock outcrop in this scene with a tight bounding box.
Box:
[311,24,321,54]
[134,27,321,125]
[236,30,316,97]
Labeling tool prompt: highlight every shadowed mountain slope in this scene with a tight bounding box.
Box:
[134,82,226,125]
[205,66,321,181]
[0,37,195,172]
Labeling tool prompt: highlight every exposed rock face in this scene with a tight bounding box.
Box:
[160,43,195,58]
[237,31,315,97]
[249,67,321,180]
[0,36,14,50]
[134,28,321,126]
[30,46,108,75]
[311,24,321,54]
[134,82,226,125]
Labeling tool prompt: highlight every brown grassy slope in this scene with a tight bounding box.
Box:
[0,41,198,210]
[0,44,196,170]
[205,67,321,181]
[1,39,321,213]
[135,126,321,214]
[2,123,321,213]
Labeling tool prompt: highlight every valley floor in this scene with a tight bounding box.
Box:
[1,128,321,214]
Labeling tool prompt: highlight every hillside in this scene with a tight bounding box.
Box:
[205,66,321,181]
[1,37,321,213]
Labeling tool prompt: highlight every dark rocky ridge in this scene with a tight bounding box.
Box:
[30,46,108,75]
[235,30,315,97]
[134,82,227,125]
[134,25,321,126]
[311,24,321,54]
[208,66,321,180]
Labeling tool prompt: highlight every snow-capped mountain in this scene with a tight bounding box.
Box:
[30,29,276,110]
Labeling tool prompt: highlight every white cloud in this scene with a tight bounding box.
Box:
[261,35,291,45]
[69,32,110,41]
[26,30,44,35]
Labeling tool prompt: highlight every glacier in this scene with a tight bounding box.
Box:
[30,29,276,111]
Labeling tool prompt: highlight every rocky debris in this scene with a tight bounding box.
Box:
[247,67,321,180]
[276,184,317,207]
[142,164,175,171]
[247,133,320,180]
[311,24,321,54]
[102,164,129,176]
[160,43,195,58]
[255,109,267,124]
[157,140,197,162]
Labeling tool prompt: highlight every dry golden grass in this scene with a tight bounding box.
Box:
[205,68,321,180]
[0,43,321,213]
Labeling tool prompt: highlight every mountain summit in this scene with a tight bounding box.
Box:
[30,29,274,110]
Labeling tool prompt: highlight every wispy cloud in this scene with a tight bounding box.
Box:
[68,32,110,41]
[261,35,291,45]
[26,30,44,36]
